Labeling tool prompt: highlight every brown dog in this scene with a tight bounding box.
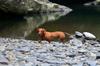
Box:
[36,28,70,43]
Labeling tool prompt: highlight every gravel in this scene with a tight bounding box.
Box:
[0,32,99,66]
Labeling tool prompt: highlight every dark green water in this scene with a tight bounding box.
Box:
[0,6,100,40]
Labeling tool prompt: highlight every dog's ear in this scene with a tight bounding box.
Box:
[42,29,46,32]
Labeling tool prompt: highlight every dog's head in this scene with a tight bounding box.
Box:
[36,28,46,35]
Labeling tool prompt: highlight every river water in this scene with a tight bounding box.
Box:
[0,6,100,40]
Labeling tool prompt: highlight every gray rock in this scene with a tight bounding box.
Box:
[69,38,83,47]
[44,59,67,64]
[75,31,83,38]
[0,55,9,65]
[6,44,15,51]
[0,0,72,14]
[36,48,47,53]
[54,53,66,59]
[83,32,96,40]
[40,63,51,66]
[66,48,77,57]
[88,52,96,60]
[83,60,96,66]
[84,1,100,6]
[73,60,96,66]
[96,59,100,65]
[96,52,100,59]
[82,62,91,66]
[24,62,34,66]
[78,49,87,53]
[0,45,6,51]
[16,46,30,53]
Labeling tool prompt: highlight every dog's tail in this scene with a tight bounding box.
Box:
[64,32,71,36]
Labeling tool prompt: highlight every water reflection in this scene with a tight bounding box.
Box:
[0,11,69,39]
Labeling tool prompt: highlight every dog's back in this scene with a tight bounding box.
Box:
[50,31,65,38]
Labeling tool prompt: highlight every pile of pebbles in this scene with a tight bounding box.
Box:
[0,31,100,66]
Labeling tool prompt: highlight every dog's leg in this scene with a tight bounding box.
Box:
[46,39,51,43]
[60,38,65,44]
[47,40,51,43]
[38,37,43,43]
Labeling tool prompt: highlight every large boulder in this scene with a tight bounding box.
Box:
[0,0,72,14]
[84,0,100,6]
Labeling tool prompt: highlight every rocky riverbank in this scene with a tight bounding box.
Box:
[0,32,100,66]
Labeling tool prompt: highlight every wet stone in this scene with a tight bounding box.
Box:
[78,49,87,53]
[24,62,34,66]
[0,55,9,65]
[96,59,100,65]
[96,52,100,59]
[69,38,82,47]
[83,60,96,66]
[44,59,67,64]
[66,51,76,57]
[36,48,47,53]
[83,32,96,40]
[82,62,91,66]
[6,44,15,51]
[0,45,6,51]
[54,54,66,59]
[16,46,30,53]
[75,31,83,38]
[94,43,100,47]
[88,52,96,60]
[40,63,51,66]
